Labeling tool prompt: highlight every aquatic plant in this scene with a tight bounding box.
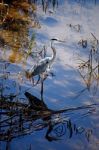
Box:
[78,33,99,95]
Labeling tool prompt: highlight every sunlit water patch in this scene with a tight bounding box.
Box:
[0,0,99,150]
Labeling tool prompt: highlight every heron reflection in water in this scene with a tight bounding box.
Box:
[25,38,63,85]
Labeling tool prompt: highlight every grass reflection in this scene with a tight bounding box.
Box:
[0,90,96,142]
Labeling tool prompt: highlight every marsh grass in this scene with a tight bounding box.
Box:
[78,33,99,94]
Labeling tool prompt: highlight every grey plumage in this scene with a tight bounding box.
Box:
[25,39,58,78]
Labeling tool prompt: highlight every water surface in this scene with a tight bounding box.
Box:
[0,0,99,150]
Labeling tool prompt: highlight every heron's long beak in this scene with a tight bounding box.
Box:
[58,39,65,43]
[50,38,65,43]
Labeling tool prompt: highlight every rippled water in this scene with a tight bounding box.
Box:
[0,0,99,150]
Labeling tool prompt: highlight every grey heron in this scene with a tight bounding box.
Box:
[25,38,63,84]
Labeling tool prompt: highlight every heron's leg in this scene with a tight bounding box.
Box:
[31,77,35,86]
[41,78,44,101]
[31,75,41,86]
[33,75,41,86]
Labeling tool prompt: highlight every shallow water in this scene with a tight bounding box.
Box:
[0,0,99,150]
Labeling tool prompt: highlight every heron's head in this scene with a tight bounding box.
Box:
[50,38,65,46]
[51,38,65,42]
[51,38,59,43]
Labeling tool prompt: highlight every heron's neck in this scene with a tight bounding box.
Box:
[51,44,56,62]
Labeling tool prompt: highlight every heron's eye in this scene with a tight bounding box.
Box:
[46,60,49,64]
